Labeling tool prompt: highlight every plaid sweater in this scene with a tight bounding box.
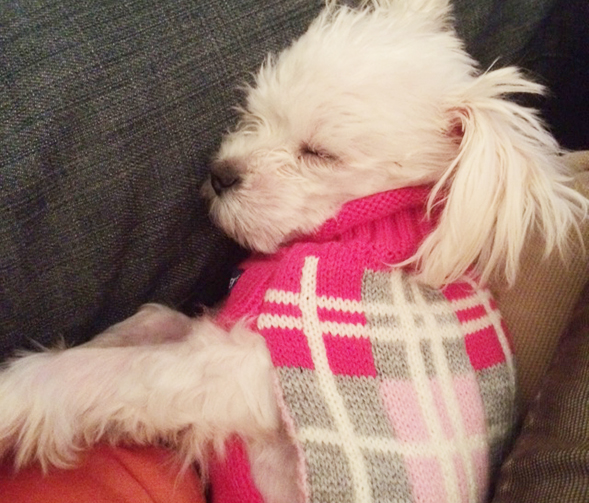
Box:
[210,186,517,503]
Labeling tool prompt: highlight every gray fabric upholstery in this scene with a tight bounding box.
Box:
[0,0,323,358]
[452,0,555,66]
[517,0,589,150]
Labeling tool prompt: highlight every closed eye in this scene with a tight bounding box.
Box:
[299,143,336,161]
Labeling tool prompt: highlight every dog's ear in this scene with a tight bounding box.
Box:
[409,67,588,287]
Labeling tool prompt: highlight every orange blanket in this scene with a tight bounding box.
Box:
[0,445,204,503]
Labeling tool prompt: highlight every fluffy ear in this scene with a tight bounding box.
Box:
[410,67,588,287]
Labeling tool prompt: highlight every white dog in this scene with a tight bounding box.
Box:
[0,1,586,502]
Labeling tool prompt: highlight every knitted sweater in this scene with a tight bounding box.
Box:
[210,186,517,503]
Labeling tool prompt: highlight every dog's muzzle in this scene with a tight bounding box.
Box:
[210,160,242,196]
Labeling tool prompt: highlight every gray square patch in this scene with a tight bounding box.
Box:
[372,340,410,379]
[365,313,399,330]
[477,364,514,427]
[336,376,394,437]
[417,282,446,303]
[362,270,394,304]
[305,442,355,503]
[364,450,412,502]
[420,339,436,377]
[443,338,472,375]
[278,367,334,430]
[402,277,416,304]
[434,312,461,327]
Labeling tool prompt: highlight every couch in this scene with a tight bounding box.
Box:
[1,0,587,501]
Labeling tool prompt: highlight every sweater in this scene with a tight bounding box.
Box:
[210,186,517,503]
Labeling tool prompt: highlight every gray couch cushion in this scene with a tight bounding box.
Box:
[0,0,324,358]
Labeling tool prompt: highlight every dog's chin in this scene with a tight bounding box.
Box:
[222,221,300,254]
[210,198,333,254]
[209,203,292,254]
[204,180,340,254]
[227,227,285,255]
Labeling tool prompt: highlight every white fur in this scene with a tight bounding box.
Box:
[0,1,586,502]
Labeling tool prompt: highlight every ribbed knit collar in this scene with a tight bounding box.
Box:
[314,185,433,240]
[299,185,435,265]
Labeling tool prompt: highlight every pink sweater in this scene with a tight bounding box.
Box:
[210,187,516,503]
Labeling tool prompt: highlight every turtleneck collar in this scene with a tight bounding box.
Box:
[314,186,433,240]
[291,185,436,266]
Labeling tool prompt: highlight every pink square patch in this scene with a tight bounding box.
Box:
[317,306,366,326]
[453,375,486,435]
[380,380,429,442]
[406,457,447,503]
[455,304,487,324]
[261,328,314,370]
[323,334,376,377]
[442,281,475,301]
[464,326,505,370]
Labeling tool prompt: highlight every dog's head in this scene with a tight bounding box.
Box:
[203,0,587,287]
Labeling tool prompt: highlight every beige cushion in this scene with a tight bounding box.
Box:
[492,151,589,411]
[491,281,589,503]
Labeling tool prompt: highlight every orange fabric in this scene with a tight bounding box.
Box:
[0,445,205,503]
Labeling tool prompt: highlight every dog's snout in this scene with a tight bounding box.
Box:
[210,161,242,196]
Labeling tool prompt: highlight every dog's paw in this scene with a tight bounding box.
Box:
[0,352,84,471]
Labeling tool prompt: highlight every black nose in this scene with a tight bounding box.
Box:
[210,161,241,196]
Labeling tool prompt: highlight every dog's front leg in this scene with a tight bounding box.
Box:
[0,317,279,473]
[84,303,195,348]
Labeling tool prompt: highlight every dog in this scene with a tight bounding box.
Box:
[0,1,587,502]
